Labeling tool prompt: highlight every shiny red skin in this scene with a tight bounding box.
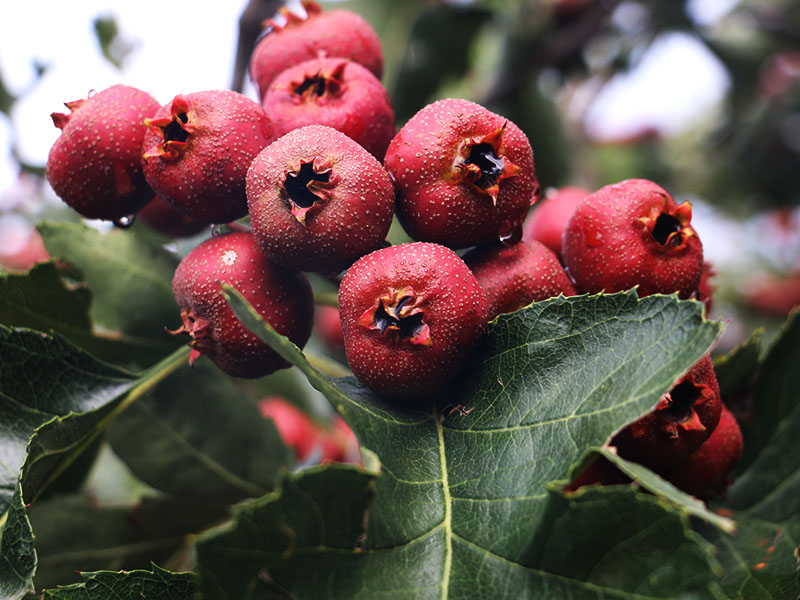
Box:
[247,125,395,273]
[137,195,207,238]
[561,179,704,298]
[46,84,160,221]
[462,240,576,321]
[612,354,722,472]
[522,186,590,257]
[142,90,275,225]
[662,405,743,499]
[339,242,488,400]
[384,98,538,250]
[262,57,395,161]
[249,1,383,100]
[171,231,313,378]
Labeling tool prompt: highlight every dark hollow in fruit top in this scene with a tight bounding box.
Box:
[651,212,684,247]
[374,298,425,339]
[284,162,331,208]
[466,143,505,190]
[164,112,190,143]
[294,75,330,97]
[661,379,702,423]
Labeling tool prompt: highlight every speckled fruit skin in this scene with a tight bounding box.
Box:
[561,179,704,298]
[612,354,722,472]
[137,194,207,238]
[662,405,743,500]
[142,90,275,225]
[462,240,576,321]
[339,242,488,400]
[170,231,313,378]
[247,125,395,273]
[46,84,160,221]
[262,57,395,161]
[249,1,383,100]
[384,98,538,250]
[522,186,590,258]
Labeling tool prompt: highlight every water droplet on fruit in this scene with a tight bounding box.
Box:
[499,221,522,246]
[530,183,542,205]
[113,214,136,229]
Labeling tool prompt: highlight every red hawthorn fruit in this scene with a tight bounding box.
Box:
[247,125,395,273]
[249,1,383,100]
[315,305,345,350]
[262,57,395,161]
[137,194,207,238]
[385,98,538,250]
[561,179,704,298]
[612,354,722,472]
[46,84,160,222]
[522,186,591,257]
[662,404,743,500]
[462,240,576,321]
[170,231,313,378]
[259,397,360,463]
[142,90,275,225]
[339,242,488,400]
[692,261,716,314]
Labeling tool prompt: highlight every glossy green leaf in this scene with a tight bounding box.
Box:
[41,565,198,599]
[30,494,227,590]
[106,360,292,504]
[219,287,726,598]
[38,220,182,345]
[0,261,179,369]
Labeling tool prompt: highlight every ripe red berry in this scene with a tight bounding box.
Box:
[142,90,275,225]
[662,404,743,499]
[561,179,704,298]
[247,125,395,273]
[612,354,722,472]
[46,84,160,222]
[170,231,313,378]
[249,1,383,100]
[462,240,576,321]
[384,98,538,249]
[315,305,345,350]
[339,242,488,400]
[522,186,590,257]
[137,194,207,238]
[262,57,395,161]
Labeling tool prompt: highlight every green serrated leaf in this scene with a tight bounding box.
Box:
[30,494,226,591]
[0,325,190,599]
[106,360,292,503]
[42,564,198,599]
[219,287,725,598]
[37,220,182,342]
[0,261,180,367]
[196,462,379,600]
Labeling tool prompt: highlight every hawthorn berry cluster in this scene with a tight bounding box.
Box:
[45,1,741,497]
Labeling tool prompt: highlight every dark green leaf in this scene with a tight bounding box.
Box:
[106,360,292,504]
[713,328,763,401]
[0,262,178,367]
[703,310,800,599]
[41,564,198,599]
[38,220,182,343]
[0,325,189,599]
[30,494,226,591]
[92,16,134,70]
[196,460,379,600]
[220,287,725,598]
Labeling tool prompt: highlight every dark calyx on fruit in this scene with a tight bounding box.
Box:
[163,112,190,143]
[143,95,193,162]
[357,287,432,347]
[292,62,346,99]
[641,199,695,251]
[283,159,333,225]
[453,123,520,205]
[660,378,707,428]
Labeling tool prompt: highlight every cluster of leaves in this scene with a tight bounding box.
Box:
[0,220,798,599]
